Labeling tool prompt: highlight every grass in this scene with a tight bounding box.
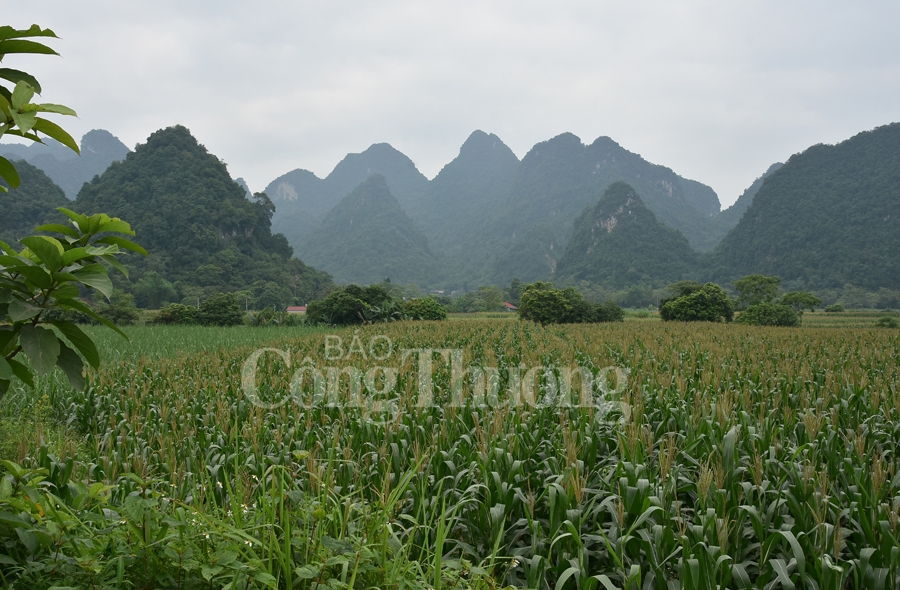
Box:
[2,319,900,588]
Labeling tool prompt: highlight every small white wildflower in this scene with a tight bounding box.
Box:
[216,481,223,489]
[245,539,253,546]
[205,533,210,539]
[511,559,520,568]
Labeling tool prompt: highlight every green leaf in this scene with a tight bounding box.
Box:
[55,342,85,390]
[60,247,92,266]
[48,282,79,300]
[201,565,224,581]
[13,265,52,289]
[20,236,63,269]
[294,565,320,580]
[57,208,89,232]
[20,325,60,375]
[49,321,99,368]
[32,118,79,153]
[96,220,136,236]
[35,223,80,239]
[7,358,34,387]
[8,297,41,322]
[33,103,77,116]
[0,39,58,56]
[0,357,11,380]
[0,67,41,93]
[99,254,129,278]
[72,264,113,298]
[94,236,147,255]
[0,156,20,189]
[10,109,36,134]
[10,81,35,109]
[59,299,128,340]
[0,25,59,42]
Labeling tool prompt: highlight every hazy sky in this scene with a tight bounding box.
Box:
[7,1,900,207]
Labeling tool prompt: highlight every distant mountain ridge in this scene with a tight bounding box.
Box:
[0,130,130,199]
[268,130,727,288]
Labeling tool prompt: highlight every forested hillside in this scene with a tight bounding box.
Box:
[0,129,130,199]
[299,175,440,285]
[74,125,333,307]
[0,160,69,245]
[557,182,698,288]
[711,123,900,290]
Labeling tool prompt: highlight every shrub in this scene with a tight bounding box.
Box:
[660,283,734,323]
[151,303,199,325]
[736,302,801,327]
[592,299,626,322]
[875,316,899,328]
[198,293,244,326]
[404,297,447,321]
[518,282,623,324]
[824,303,844,313]
[306,290,368,325]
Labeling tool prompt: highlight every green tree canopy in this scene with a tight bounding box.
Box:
[660,282,734,323]
[733,274,782,308]
[781,291,822,312]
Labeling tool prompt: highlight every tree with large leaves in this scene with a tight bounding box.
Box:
[1,25,146,397]
[0,209,147,396]
[0,24,80,191]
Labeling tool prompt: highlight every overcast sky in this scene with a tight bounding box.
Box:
[7,1,900,207]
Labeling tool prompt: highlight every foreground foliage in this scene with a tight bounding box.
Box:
[0,209,145,397]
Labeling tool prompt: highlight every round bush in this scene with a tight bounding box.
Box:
[736,303,800,327]
[404,297,447,321]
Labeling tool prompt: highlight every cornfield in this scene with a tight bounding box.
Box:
[2,320,899,589]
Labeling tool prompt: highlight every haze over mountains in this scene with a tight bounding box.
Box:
[0,129,130,199]
[4,122,899,304]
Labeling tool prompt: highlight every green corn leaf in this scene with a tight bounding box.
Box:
[0,357,11,380]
